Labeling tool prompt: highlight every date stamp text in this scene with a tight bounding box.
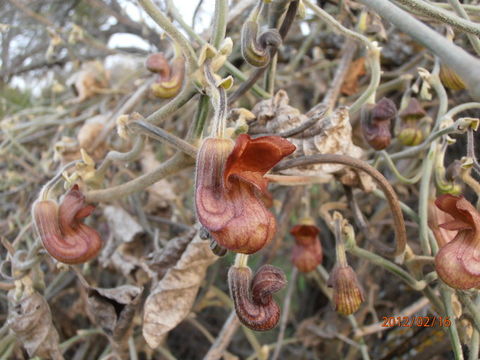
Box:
[381,316,451,328]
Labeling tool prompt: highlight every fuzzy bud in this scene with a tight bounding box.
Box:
[228,265,286,331]
[328,264,365,315]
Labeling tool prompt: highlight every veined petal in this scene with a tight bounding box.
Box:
[210,179,276,254]
[223,134,296,195]
[195,138,236,231]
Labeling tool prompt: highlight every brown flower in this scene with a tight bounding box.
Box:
[33,185,102,264]
[361,97,396,150]
[195,134,295,254]
[290,223,323,272]
[434,194,480,289]
[146,53,185,99]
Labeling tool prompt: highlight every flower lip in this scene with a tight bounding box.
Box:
[223,134,296,195]
[435,194,480,232]
[433,194,480,289]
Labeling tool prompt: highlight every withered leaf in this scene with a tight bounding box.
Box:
[143,232,218,348]
[148,227,196,279]
[86,284,142,341]
[104,205,146,244]
[8,290,63,360]
[341,57,366,96]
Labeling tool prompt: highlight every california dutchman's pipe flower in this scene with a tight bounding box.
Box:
[434,194,480,289]
[145,53,185,99]
[290,222,323,273]
[33,184,103,264]
[361,97,397,150]
[195,134,295,254]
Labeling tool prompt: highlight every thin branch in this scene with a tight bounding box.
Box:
[275,154,407,259]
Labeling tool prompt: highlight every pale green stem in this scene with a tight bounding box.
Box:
[447,0,480,55]
[212,0,228,48]
[166,0,270,99]
[418,66,449,256]
[144,85,197,125]
[394,0,480,36]
[358,0,480,100]
[418,144,436,256]
[203,61,228,138]
[440,286,464,360]
[382,117,475,161]
[129,120,198,158]
[138,0,197,70]
[234,254,249,268]
[60,329,104,352]
[457,291,480,332]
[378,151,423,184]
[95,135,145,179]
[85,153,194,203]
[345,243,426,291]
[39,161,80,200]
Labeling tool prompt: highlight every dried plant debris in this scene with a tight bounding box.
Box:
[143,232,218,348]
[8,287,63,360]
[148,227,197,280]
[103,205,146,244]
[86,285,142,341]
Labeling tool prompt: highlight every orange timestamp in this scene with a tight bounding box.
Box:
[381,316,451,328]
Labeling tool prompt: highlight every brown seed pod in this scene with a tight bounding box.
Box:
[228,265,286,331]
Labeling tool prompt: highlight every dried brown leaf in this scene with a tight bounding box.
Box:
[341,57,366,96]
[8,289,63,360]
[148,227,196,279]
[104,205,146,244]
[143,232,218,348]
[86,284,142,341]
[140,145,176,212]
[66,61,109,103]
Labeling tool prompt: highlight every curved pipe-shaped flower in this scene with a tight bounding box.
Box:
[434,194,480,289]
[290,224,323,272]
[195,134,295,254]
[33,185,102,264]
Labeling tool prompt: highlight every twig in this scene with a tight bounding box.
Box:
[394,0,480,37]
[271,267,298,360]
[203,311,241,360]
[138,0,197,70]
[358,0,480,100]
[276,154,407,259]
[227,1,299,104]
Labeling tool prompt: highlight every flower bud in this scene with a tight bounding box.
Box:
[361,98,396,150]
[328,264,365,315]
[398,98,427,146]
[228,265,286,331]
[440,65,466,91]
[146,53,185,99]
[241,21,281,68]
[290,221,323,272]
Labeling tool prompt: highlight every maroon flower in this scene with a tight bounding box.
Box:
[290,223,323,272]
[33,185,102,264]
[195,134,295,254]
[434,194,480,289]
